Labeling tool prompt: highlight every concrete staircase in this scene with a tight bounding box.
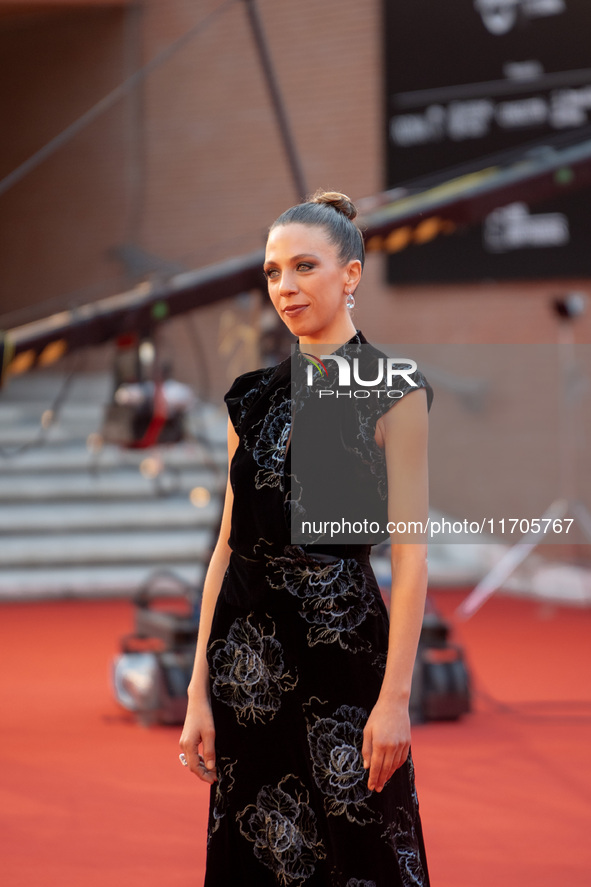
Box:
[0,371,227,600]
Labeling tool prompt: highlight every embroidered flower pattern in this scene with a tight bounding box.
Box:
[382,807,427,887]
[372,652,388,678]
[229,369,275,433]
[237,774,326,886]
[267,548,377,652]
[207,757,237,846]
[305,699,380,827]
[346,880,377,887]
[407,751,420,812]
[209,616,298,725]
[245,388,291,491]
[354,360,431,501]
[354,407,390,499]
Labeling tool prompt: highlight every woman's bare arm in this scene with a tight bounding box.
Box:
[179,417,239,782]
[362,388,429,792]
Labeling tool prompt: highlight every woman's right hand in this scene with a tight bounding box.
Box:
[179,697,217,783]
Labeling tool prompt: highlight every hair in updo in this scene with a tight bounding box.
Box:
[268,189,365,268]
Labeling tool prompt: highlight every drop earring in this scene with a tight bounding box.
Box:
[345,292,355,309]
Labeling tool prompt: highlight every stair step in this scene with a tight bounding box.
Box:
[0,402,105,422]
[0,500,221,534]
[0,530,212,567]
[0,425,98,448]
[0,442,227,475]
[0,412,228,449]
[0,470,225,502]
[0,371,112,403]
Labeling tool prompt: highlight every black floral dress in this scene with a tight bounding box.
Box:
[204,332,432,887]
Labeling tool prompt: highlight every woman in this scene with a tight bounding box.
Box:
[180,191,432,886]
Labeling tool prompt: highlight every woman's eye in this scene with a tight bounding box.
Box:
[264,269,279,280]
[297,263,313,272]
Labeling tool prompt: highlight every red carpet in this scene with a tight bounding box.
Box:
[1,591,590,886]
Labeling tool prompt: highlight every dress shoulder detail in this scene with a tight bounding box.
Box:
[224,365,276,434]
[351,339,433,420]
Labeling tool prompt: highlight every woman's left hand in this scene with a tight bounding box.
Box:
[362,697,411,792]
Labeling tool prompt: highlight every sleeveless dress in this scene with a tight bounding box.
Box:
[204,332,432,887]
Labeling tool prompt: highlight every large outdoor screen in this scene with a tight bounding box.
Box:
[384,0,591,282]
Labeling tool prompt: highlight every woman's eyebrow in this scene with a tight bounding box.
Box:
[264,253,320,268]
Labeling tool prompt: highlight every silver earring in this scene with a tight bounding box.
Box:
[345,292,355,309]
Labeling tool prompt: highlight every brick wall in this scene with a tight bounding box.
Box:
[0,6,138,318]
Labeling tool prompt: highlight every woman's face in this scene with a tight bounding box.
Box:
[264,223,361,345]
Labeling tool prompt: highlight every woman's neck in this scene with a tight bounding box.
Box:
[298,319,357,357]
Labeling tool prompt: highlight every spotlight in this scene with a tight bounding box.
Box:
[552,292,587,320]
[112,570,201,726]
[410,606,471,723]
[113,651,161,713]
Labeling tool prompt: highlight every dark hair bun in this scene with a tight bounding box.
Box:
[310,189,357,221]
